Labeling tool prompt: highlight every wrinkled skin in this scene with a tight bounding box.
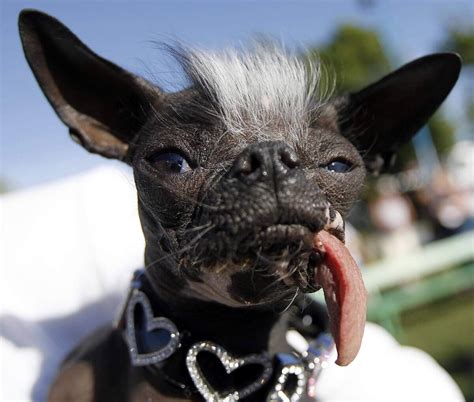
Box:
[18,9,460,402]
[133,102,365,309]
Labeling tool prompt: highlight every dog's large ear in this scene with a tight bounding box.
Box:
[18,9,161,162]
[339,53,461,173]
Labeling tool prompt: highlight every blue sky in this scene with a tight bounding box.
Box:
[1,0,472,190]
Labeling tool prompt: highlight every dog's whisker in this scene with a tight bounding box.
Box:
[278,288,300,314]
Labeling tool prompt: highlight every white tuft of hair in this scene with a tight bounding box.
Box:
[174,42,324,144]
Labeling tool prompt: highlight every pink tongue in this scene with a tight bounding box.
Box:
[313,231,367,366]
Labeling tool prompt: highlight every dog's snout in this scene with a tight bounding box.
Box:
[230,141,301,182]
[278,146,300,170]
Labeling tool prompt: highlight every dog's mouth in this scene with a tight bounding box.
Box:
[250,216,346,289]
[253,224,323,291]
[256,224,315,246]
[182,211,366,366]
[187,207,346,293]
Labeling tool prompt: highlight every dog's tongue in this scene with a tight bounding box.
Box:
[313,231,367,366]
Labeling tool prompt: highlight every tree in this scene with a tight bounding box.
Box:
[307,24,391,94]
[443,28,474,64]
[0,179,10,194]
[428,114,456,158]
[443,27,474,132]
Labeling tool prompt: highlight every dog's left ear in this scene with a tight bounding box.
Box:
[339,53,461,173]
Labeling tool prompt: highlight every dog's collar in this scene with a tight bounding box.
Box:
[117,269,336,401]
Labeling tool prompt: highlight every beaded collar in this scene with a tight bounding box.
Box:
[117,270,335,401]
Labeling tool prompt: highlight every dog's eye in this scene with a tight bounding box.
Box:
[149,152,191,174]
[324,160,353,173]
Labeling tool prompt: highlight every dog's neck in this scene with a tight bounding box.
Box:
[138,253,292,398]
[142,262,290,356]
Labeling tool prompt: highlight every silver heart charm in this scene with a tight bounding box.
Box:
[186,341,273,402]
[125,290,180,366]
[266,354,307,402]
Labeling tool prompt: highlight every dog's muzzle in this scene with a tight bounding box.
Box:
[182,141,342,289]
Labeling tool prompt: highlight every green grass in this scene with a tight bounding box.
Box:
[401,292,474,400]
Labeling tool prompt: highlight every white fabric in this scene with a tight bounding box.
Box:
[317,322,464,401]
[1,166,144,401]
[0,166,464,401]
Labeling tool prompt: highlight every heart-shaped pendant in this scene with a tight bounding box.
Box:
[125,290,180,366]
[266,354,307,402]
[186,341,273,402]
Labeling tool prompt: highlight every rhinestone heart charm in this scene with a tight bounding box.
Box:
[125,290,180,366]
[186,341,273,402]
[266,354,307,402]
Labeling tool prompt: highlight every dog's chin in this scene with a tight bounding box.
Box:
[183,224,324,307]
[252,224,322,290]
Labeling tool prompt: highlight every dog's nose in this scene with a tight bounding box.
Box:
[230,141,301,182]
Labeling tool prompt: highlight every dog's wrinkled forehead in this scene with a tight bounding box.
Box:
[168,43,324,144]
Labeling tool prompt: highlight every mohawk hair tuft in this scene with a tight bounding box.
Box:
[169,42,328,144]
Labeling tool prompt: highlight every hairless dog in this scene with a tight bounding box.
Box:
[19,9,460,401]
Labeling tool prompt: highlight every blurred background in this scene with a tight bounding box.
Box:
[1,0,473,399]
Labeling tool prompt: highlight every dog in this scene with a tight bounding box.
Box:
[18,9,460,402]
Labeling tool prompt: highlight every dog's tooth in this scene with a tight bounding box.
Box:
[324,206,331,225]
[331,211,344,231]
[324,210,344,232]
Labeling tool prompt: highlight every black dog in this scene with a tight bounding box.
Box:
[19,9,460,402]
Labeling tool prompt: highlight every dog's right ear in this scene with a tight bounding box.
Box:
[19,9,162,163]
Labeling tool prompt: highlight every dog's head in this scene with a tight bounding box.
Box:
[19,10,460,309]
